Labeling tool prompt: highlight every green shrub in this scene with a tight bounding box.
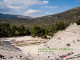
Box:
[76,19,80,25]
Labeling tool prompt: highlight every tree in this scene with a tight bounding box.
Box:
[41,34,47,39]
[31,26,46,37]
[76,19,80,25]
[55,22,66,31]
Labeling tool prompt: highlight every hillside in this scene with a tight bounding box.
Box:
[34,7,80,21]
[1,23,80,60]
[0,7,80,27]
[27,7,80,26]
[17,23,80,60]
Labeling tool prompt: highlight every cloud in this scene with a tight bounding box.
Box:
[0,1,11,12]
[45,12,49,14]
[24,9,41,17]
[41,6,58,9]
[0,0,49,17]
[42,1,49,4]
[45,12,52,14]
[0,0,49,11]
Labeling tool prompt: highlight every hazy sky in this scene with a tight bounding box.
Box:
[0,0,80,17]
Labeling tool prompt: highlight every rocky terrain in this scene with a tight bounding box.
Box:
[0,36,47,46]
[0,40,32,60]
[17,23,80,60]
[0,23,80,60]
[0,36,47,60]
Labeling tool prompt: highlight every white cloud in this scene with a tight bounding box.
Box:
[0,1,11,12]
[41,6,58,9]
[45,12,49,14]
[45,12,52,14]
[0,0,49,17]
[24,9,41,16]
[2,0,49,10]
[42,1,49,4]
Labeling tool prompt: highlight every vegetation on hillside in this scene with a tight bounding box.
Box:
[0,7,80,27]
[0,7,80,38]
[0,19,80,38]
[0,21,69,38]
[76,19,80,25]
[0,23,30,38]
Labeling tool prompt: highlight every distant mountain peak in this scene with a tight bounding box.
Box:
[0,13,32,19]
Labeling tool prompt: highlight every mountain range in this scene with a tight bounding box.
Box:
[0,7,80,27]
[0,13,31,19]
